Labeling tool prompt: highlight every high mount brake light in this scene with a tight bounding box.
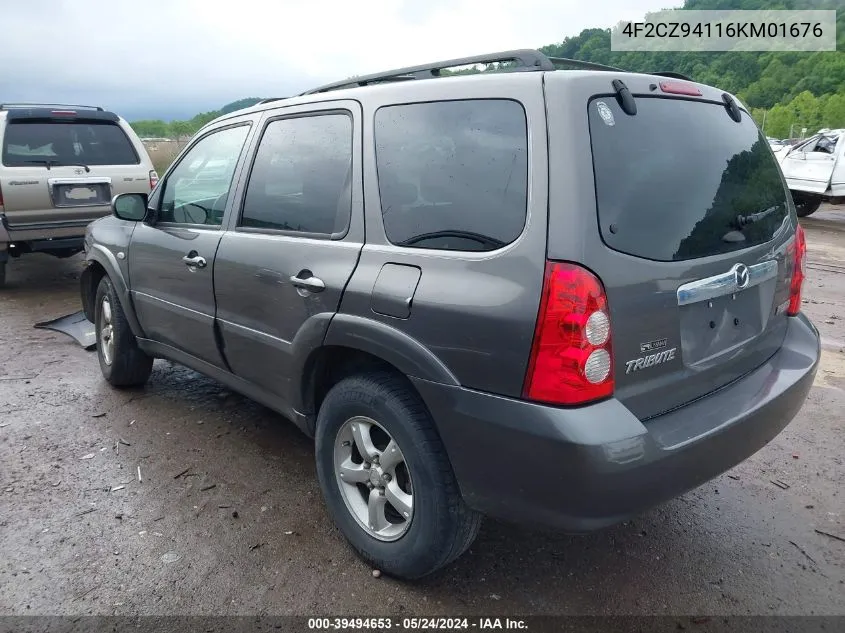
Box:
[659,81,702,96]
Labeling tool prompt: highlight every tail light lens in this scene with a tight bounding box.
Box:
[523,262,614,405]
[149,170,159,190]
[787,223,806,316]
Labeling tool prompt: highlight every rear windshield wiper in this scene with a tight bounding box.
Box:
[735,205,779,228]
[23,159,57,170]
[396,230,506,249]
[21,159,90,172]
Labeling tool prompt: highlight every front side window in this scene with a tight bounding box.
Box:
[375,99,528,252]
[159,124,250,226]
[240,113,352,235]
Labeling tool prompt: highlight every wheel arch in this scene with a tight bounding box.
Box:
[82,245,144,337]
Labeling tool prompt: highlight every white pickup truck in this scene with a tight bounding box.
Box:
[777,128,845,217]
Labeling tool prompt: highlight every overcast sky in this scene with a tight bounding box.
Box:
[1,0,673,121]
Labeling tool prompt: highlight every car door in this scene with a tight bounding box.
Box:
[780,134,838,193]
[214,101,364,405]
[128,121,253,367]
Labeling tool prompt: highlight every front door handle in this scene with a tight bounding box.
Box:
[290,273,325,293]
[182,253,207,269]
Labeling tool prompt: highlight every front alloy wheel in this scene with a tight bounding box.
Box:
[99,296,114,365]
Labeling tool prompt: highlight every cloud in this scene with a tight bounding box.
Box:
[0,0,671,119]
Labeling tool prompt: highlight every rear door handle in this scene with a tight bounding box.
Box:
[182,253,207,268]
[290,273,325,293]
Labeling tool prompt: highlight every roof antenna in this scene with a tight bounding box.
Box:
[612,79,637,115]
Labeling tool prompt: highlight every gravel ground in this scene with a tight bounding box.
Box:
[0,207,843,616]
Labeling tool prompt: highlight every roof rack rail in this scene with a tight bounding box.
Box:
[0,102,104,111]
[301,49,556,95]
[256,97,287,104]
[299,48,694,96]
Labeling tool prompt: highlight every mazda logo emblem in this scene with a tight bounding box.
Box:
[733,263,750,290]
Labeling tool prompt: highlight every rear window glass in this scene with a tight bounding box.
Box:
[2,121,139,167]
[588,97,790,262]
[375,99,527,252]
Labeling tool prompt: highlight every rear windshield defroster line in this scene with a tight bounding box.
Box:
[587,95,790,262]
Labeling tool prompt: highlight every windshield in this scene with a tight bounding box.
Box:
[2,120,139,167]
[588,96,791,262]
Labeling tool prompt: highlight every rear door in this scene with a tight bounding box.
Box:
[780,133,838,194]
[214,101,363,405]
[0,109,149,228]
[546,74,797,420]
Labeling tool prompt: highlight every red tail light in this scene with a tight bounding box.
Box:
[0,181,4,211]
[787,223,806,316]
[523,262,614,405]
[149,170,159,190]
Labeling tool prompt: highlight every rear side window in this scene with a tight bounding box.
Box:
[241,113,352,236]
[375,99,527,252]
[588,97,790,262]
[2,120,139,166]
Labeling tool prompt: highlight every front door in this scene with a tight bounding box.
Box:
[781,133,839,194]
[128,123,252,367]
[214,104,364,406]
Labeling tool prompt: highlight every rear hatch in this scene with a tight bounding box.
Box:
[546,74,796,420]
[0,108,149,227]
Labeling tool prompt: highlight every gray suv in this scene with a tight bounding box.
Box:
[79,50,820,579]
[0,103,156,286]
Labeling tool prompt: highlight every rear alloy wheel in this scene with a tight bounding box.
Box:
[315,372,481,579]
[334,416,414,541]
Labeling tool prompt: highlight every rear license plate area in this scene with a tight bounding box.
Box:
[679,286,768,366]
[52,183,111,207]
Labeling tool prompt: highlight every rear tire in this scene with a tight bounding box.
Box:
[315,372,481,579]
[793,192,822,217]
[0,261,6,288]
[94,276,153,387]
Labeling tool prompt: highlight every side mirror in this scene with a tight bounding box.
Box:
[111,193,149,221]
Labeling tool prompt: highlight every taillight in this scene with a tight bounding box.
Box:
[787,223,806,316]
[0,182,4,211]
[149,170,159,190]
[523,262,614,405]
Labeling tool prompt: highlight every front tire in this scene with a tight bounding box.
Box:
[95,276,153,387]
[793,192,822,217]
[315,372,481,579]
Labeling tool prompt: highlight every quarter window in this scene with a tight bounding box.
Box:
[375,100,528,252]
[240,114,353,236]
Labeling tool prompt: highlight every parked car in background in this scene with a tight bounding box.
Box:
[777,129,845,217]
[80,50,819,579]
[0,103,156,286]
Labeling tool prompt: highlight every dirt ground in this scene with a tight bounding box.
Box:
[0,207,843,617]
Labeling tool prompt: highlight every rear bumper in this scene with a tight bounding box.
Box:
[413,313,820,531]
[2,215,103,243]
